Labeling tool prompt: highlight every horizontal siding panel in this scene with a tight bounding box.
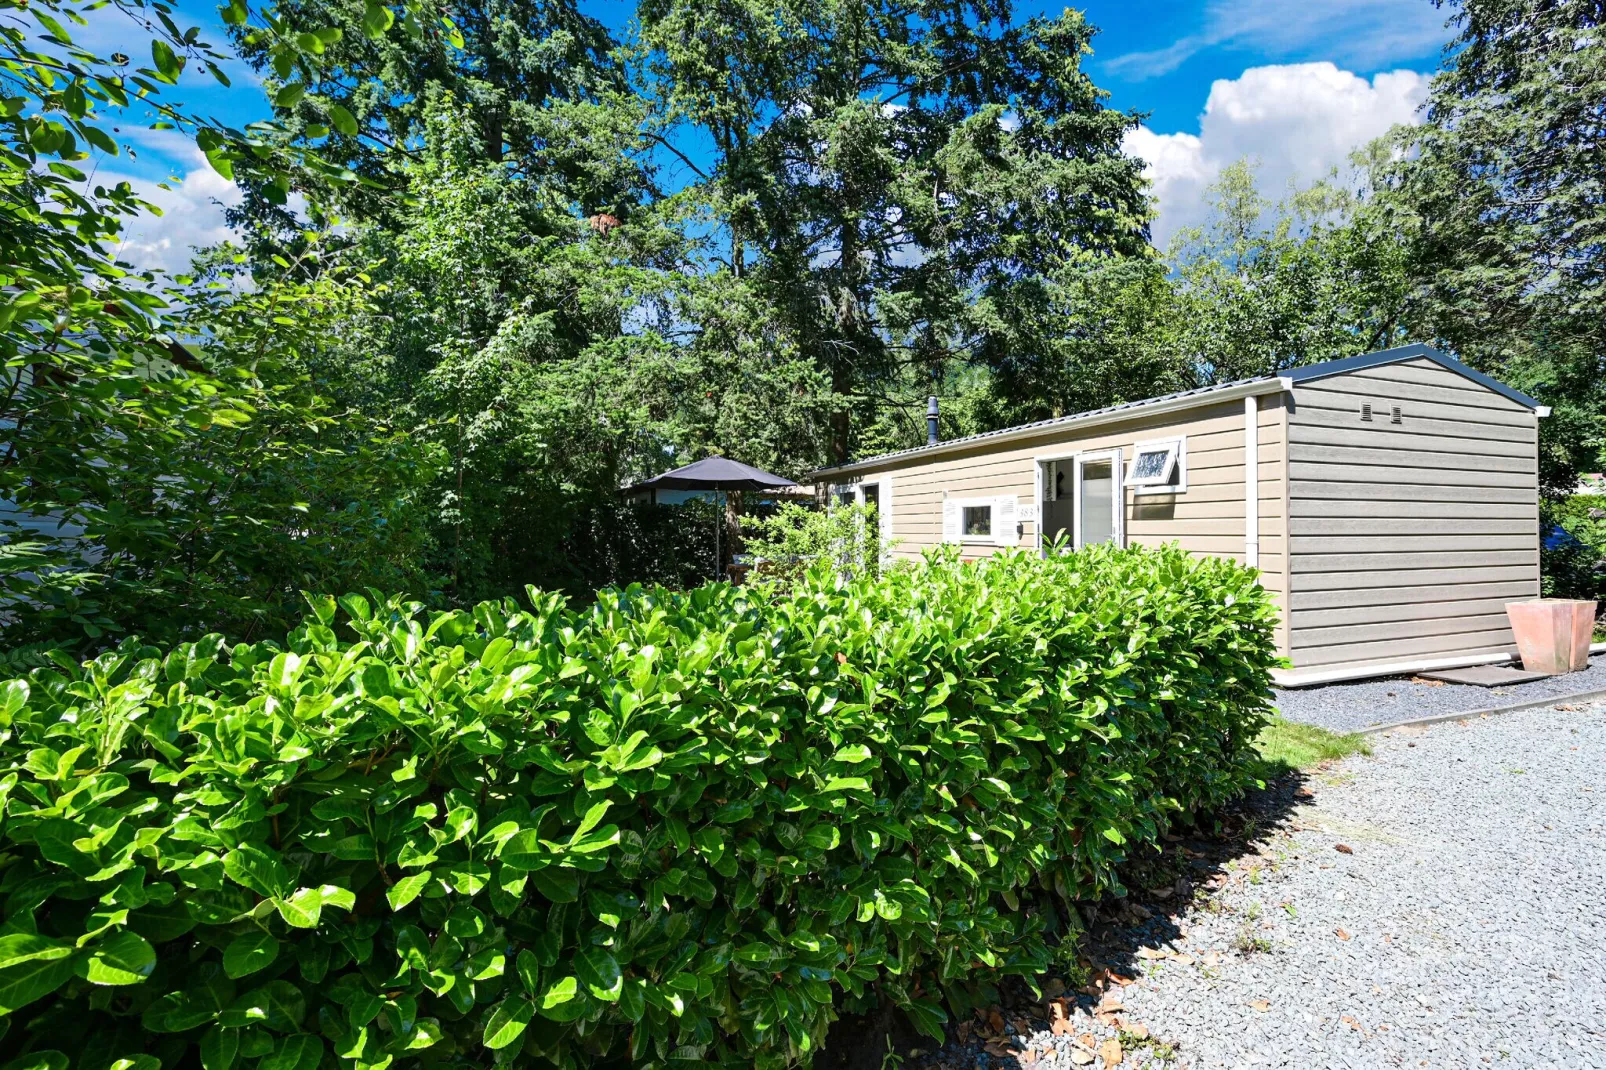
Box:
[1298,374,1529,414]
[1291,480,1533,504]
[1294,549,1535,572]
[1290,580,1539,612]
[1290,498,1537,520]
[1295,596,1529,629]
[1295,565,1538,592]
[1292,535,1536,554]
[1341,359,1532,398]
[1292,629,1519,669]
[1290,517,1536,537]
[1131,517,1283,538]
[1291,402,1536,442]
[1288,422,1535,458]
[1341,360,1505,393]
[1292,442,1534,474]
[1132,498,1255,520]
[1135,535,1283,557]
[1292,611,1514,650]
[1289,463,1533,488]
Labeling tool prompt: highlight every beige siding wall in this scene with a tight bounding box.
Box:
[1287,358,1541,671]
[829,392,1291,656]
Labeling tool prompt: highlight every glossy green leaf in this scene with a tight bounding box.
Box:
[77,930,156,985]
[222,931,279,979]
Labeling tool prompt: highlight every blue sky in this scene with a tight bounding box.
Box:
[93,0,1455,269]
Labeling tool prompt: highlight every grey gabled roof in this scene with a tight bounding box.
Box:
[810,342,1542,479]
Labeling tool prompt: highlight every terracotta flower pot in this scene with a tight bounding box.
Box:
[1505,599,1597,674]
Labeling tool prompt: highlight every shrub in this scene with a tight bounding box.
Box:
[1541,494,1606,601]
[0,544,1276,1069]
[740,501,888,588]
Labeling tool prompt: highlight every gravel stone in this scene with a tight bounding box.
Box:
[1272,655,1606,733]
[964,703,1606,1069]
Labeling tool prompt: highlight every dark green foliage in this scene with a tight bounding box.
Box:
[1541,496,1606,601]
[0,545,1276,1068]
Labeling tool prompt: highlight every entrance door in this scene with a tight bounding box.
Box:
[1039,459,1074,552]
[1074,450,1123,548]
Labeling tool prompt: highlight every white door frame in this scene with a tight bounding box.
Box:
[854,475,892,562]
[1034,449,1126,554]
[1034,453,1076,557]
[1072,448,1124,549]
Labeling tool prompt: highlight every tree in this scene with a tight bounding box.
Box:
[0,0,439,649]
[1381,0,1606,495]
[222,0,627,225]
[1165,158,1413,384]
[641,0,1153,462]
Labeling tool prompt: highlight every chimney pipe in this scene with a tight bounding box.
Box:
[926,396,940,446]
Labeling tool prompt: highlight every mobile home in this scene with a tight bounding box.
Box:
[809,344,1548,685]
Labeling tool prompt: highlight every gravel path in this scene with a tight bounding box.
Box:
[1272,655,1606,733]
[918,702,1606,1070]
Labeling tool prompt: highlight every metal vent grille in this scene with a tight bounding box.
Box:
[1360,403,1372,422]
[1391,405,1403,425]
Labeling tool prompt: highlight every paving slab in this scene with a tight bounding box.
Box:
[1416,663,1554,686]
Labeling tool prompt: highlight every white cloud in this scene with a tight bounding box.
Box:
[89,144,244,275]
[1123,63,1431,250]
[1107,0,1449,79]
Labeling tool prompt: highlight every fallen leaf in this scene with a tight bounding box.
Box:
[1099,1038,1123,1067]
[1079,1033,1097,1049]
[1125,1022,1150,1041]
[984,1041,1012,1058]
[1048,999,1073,1036]
[956,1021,972,1043]
[1341,1015,1361,1031]
[1294,786,1314,799]
[1202,951,1221,967]
[1044,977,1067,998]
[1018,1049,1038,1067]
[1335,928,1351,941]
[1070,1051,1095,1066]
[1335,844,1354,855]
[1408,676,1445,687]
[1012,1018,1031,1036]
[1108,973,1135,987]
[1135,947,1166,960]
[988,1009,1006,1037]
[1170,953,1196,966]
[1248,1000,1271,1012]
[1097,995,1124,1014]
[1148,885,1172,899]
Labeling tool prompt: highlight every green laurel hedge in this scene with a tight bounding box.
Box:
[0,544,1276,1070]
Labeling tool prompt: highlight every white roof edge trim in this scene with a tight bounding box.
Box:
[1536,405,1552,418]
[812,377,1287,479]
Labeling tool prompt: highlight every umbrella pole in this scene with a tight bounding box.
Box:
[714,491,721,582]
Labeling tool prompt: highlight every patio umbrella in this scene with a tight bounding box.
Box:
[624,457,799,578]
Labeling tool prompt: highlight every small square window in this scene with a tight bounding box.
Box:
[1129,437,1187,494]
[1128,442,1178,486]
[963,505,992,537]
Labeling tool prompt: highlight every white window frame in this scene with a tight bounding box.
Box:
[1127,435,1188,495]
[952,496,995,542]
[941,493,1019,547]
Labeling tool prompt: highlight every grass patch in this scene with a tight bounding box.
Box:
[1253,717,1371,778]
